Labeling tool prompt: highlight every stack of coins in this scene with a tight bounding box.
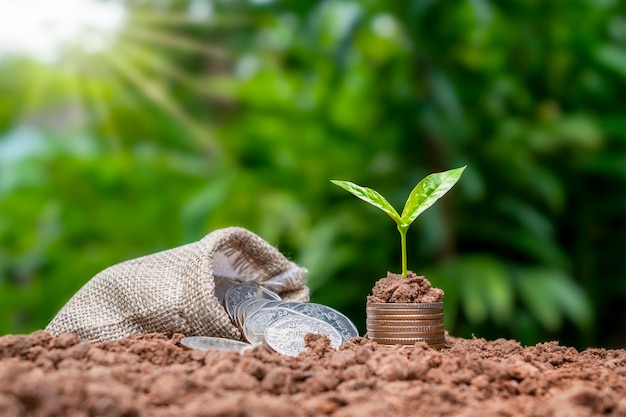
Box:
[366,302,445,349]
[221,282,359,356]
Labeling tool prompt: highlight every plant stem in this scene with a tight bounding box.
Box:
[398,226,408,278]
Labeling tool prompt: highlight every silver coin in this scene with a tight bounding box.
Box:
[292,303,359,341]
[233,297,262,328]
[243,299,285,323]
[243,299,277,322]
[242,307,303,345]
[264,315,343,356]
[256,299,285,307]
[275,301,302,309]
[241,299,284,326]
[180,336,252,353]
[224,283,281,320]
[236,298,273,329]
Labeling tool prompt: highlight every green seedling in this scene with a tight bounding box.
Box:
[331,166,466,278]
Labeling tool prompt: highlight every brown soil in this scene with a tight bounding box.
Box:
[367,271,444,303]
[1,331,625,417]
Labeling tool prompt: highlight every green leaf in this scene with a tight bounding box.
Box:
[516,269,562,331]
[330,180,401,223]
[458,255,514,324]
[596,44,626,79]
[543,270,593,331]
[400,166,466,228]
[515,267,592,332]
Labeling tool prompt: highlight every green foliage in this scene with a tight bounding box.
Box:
[0,0,624,348]
[330,181,402,224]
[332,166,465,277]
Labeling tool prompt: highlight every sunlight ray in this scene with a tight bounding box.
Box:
[0,0,126,64]
[20,67,56,120]
[131,13,204,26]
[130,13,247,28]
[78,64,123,151]
[62,60,91,131]
[122,26,228,61]
[103,49,221,156]
[117,42,230,99]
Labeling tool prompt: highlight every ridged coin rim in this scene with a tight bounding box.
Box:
[366,319,443,327]
[367,313,444,320]
[368,336,446,345]
[366,324,444,332]
[367,308,442,315]
[366,302,443,309]
[368,330,444,338]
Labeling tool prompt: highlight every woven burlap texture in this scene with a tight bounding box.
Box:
[45,227,309,342]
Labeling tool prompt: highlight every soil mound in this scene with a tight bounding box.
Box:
[367,271,444,303]
[1,331,626,416]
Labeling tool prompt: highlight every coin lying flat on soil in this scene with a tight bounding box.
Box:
[180,336,252,353]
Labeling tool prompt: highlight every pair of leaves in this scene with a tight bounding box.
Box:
[331,166,466,231]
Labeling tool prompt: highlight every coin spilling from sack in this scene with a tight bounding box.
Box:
[182,281,359,356]
[226,282,358,356]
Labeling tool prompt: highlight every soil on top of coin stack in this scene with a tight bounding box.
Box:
[367,271,444,303]
[1,331,626,417]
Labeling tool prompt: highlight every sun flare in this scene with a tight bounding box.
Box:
[0,0,127,63]
[0,0,233,157]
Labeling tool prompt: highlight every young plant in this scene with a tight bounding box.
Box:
[331,166,466,278]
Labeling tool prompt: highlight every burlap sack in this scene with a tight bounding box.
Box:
[46,227,309,342]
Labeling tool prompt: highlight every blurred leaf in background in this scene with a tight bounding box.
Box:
[0,0,624,349]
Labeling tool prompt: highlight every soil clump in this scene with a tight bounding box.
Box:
[367,271,444,303]
[1,331,625,417]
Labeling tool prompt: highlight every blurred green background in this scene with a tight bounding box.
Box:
[0,0,624,349]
